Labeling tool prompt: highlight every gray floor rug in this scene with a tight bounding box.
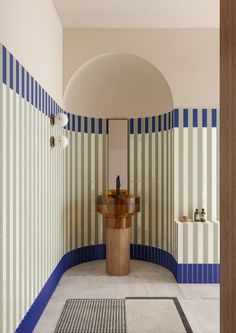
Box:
[54,298,192,333]
[54,299,126,333]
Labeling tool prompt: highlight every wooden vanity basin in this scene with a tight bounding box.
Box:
[97,191,140,276]
[97,193,140,228]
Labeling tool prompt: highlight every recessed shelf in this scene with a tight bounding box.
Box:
[175,220,219,225]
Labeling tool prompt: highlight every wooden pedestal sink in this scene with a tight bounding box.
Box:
[97,190,140,276]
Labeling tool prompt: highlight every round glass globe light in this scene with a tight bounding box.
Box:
[54,113,68,127]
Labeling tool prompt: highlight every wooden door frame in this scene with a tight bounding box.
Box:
[220,0,236,332]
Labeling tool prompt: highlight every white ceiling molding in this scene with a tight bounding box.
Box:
[52,0,219,28]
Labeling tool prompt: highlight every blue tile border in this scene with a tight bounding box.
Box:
[212,108,217,127]
[1,44,219,135]
[183,108,188,127]
[2,45,7,84]
[1,43,108,135]
[173,108,179,128]
[158,115,162,131]
[202,108,208,127]
[15,245,106,333]
[15,244,220,333]
[98,118,103,134]
[138,118,142,133]
[193,108,198,127]
[131,244,220,284]
[145,117,149,133]
[152,116,155,132]
[164,113,167,130]
[130,118,134,134]
[128,108,219,133]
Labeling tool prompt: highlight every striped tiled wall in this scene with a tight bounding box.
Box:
[0,43,65,333]
[129,114,174,257]
[0,44,108,333]
[173,108,219,222]
[176,221,219,264]
[64,114,108,251]
[173,109,220,264]
[0,42,220,333]
[128,109,219,264]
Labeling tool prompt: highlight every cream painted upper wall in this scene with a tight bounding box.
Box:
[0,0,62,104]
[53,0,219,28]
[64,54,174,117]
[63,28,219,108]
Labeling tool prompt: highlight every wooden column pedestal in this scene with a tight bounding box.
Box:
[105,216,131,276]
[96,192,140,277]
[106,226,131,276]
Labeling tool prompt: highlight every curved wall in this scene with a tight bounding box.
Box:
[128,110,220,265]
[63,113,108,251]
[128,113,175,257]
[0,45,220,333]
[63,109,220,267]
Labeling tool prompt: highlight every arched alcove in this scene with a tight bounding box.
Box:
[63,53,174,118]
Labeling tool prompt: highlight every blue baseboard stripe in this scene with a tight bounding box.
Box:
[130,244,220,284]
[15,245,106,333]
[15,244,219,333]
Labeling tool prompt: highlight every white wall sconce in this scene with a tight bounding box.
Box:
[50,113,68,127]
[50,135,68,149]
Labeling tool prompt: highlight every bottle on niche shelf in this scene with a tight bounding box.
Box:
[200,209,206,222]
[194,209,200,222]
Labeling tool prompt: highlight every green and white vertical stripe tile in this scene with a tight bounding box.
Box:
[0,43,108,333]
[128,114,174,254]
[129,109,219,263]
[173,109,219,264]
[0,54,65,333]
[173,108,219,222]
[176,221,220,264]
[0,42,220,333]
[64,122,108,251]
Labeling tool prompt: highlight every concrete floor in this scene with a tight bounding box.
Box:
[33,260,219,333]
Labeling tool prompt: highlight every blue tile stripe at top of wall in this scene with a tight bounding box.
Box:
[129,108,218,134]
[2,44,63,116]
[14,244,220,333]
[66,113,108,134]
[1,43,108,135]
[1,43,218,136]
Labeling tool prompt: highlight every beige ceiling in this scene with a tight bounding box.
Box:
[52,0,219,28]
[63,54,174,118]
